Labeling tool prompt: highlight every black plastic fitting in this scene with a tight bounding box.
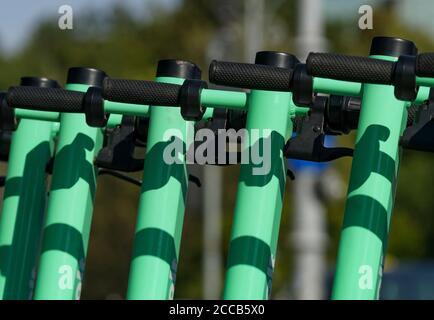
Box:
[394,55,418,101]
[83,86,108,127]
[291,64,314,106]
[179,80,208,121]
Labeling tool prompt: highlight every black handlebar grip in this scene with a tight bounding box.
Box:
[6,86,85,113]
[306,53,395,85]
[406,104,420,126]
[209,60,293,91]
[103,78,182,106]
[416,53,434,77]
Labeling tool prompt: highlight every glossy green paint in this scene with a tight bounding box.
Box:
[415,86,430,104]
[201,89,247,110]
[416,76,434,88]
[15,109,59,122]
[127,76,191,300]
[313,77,429,104]
[0,119,54,299]
[51,122,60,138]
[202,107,214,120]
[313,77,362,96]
[33,83,103,300]
[104,90,246,117]
[332,55,406,300]
[223,89,293,300]
[291,103,309,117]
[106,113,123,129]
[104,101,150,117]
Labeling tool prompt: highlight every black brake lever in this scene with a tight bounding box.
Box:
[284,96,354,162]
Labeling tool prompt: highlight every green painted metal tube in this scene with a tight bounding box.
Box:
[332,55,407,300]
[201,89,247,110]
[104,89,246,121]
[415,86,430,104]
[127,76,191,300]
[33,83,103,300]
[202,107,214,121]
[223,89,293,300]
[106,113,123,129]
[14,101,143,122]
[104,101,150,117]
[416,76,434,88]
[313,78,362,97]
[313,77,429,104]
[0,119,54,299]
[15,109,60,122]
[104,90,247,116]
[186,89,302,122]
[51,122,60,138]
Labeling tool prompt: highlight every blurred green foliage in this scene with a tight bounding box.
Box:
[0,0,433,299]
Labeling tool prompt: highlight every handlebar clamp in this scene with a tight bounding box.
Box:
[291,64,314,106]
[83,86,108,127]
[179,80,208,121]
[394,55,418,101]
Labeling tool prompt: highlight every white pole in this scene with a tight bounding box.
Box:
[291,170,328,299]
[295,0,327,60]
[203,0,241,299]
[202,165,223,299]
[244,0,265,62]
[291,0,328,300]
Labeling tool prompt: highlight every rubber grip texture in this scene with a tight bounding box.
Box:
[407,104,420,126]
[416,53,434,77]
[103,78,181,106]
[306,53,395,84]
[209,60,292,91]
[6,86,85,112]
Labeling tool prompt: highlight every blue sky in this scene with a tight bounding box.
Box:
[0,0,433,55]
[0,0,178,54]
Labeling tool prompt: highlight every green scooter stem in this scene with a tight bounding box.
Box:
[0,119,54,299]
[126,76,192,300]
[33,83,103,300]
[223,88,293,299]
[332,55,407,300]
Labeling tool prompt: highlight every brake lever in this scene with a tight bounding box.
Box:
[400,88,434,152]
[284,96,354,162]
[95,115,144,172]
